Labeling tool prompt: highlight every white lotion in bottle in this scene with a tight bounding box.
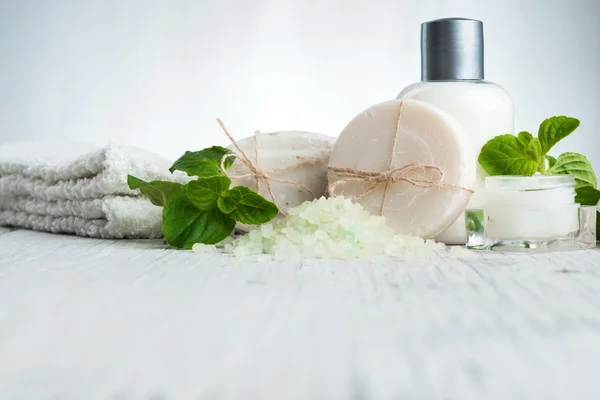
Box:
[397,18,514,245]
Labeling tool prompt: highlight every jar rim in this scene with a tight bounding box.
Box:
[485,174,575,191]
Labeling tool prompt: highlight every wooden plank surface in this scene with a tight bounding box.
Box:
[1,229,600,399]
[0,226,16,235]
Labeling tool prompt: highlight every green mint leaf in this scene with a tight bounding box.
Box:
[186,175,232,210]
[515,132,545,171]
[169,146,235,177]
[127,175,183,207]
[197,208,236,244]
[227,186,279,225]
[547,152,597,189]
[546,155,557,169]
[517,131,534,148]
[217,189,240,214]
[162,191,235,248]
[538,116,580,154]
[525,138,544,172]
[575,185,600,206]
[478,134,539,176]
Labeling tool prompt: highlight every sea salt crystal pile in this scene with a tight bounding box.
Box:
[191,243,217,253]
[217,196,446,260]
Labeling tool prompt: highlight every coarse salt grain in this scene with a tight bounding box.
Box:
[192,243,217,253]
[219,196,445,260]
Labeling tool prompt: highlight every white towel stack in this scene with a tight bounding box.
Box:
[0,142,186,239]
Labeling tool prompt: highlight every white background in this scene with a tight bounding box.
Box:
[0,0,598,170]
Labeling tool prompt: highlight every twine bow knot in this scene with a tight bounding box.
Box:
[328,161,452,199]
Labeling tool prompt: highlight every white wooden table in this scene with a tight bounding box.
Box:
[2,227,600,399]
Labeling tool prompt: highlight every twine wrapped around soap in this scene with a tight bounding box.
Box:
[327,161,472,199]
[216,118,321,215]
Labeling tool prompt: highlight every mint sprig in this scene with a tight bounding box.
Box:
[128,146,278,249]
[479,116,599,242]
[478,116,597,190]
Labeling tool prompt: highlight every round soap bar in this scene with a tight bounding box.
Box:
[227,130,336,232]
[328,99,476,239]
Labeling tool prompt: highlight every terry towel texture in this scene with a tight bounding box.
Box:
[0,142,186,238]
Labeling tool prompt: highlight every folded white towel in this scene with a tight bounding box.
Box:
[0,142,186,239]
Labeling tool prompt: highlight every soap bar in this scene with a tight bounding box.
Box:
[328,99,475,239]
[227,131,335,232]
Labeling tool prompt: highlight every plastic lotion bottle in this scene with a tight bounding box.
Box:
[397,18,514,245]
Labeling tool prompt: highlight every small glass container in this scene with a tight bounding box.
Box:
[465,174,597,252]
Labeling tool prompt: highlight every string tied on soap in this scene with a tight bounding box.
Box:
[216,118,318,215]
[327,161,474,200]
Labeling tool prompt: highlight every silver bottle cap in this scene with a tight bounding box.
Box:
[421,18,484,81]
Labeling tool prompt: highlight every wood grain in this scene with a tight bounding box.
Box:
[1,229,600,399]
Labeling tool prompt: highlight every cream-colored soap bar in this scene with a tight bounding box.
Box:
[227,130,336,232]
[328,99,476,239]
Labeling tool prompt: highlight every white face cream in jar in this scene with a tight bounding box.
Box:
[466,175,597,252]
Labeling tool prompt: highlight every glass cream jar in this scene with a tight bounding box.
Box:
[466,175,597,251]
